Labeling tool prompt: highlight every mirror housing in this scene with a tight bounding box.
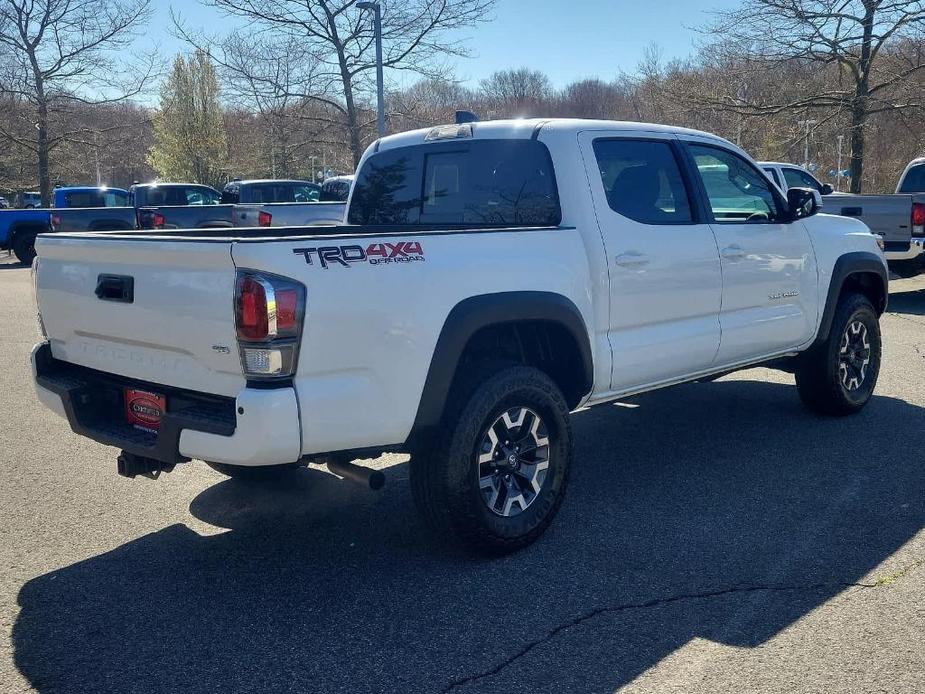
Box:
[820,183,834,195]
[787,187,820,220]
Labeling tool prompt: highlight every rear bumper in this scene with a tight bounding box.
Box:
[32,342,301,467]
[885,237,924,262]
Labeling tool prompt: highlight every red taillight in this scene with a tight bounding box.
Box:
[258,211,272,227]
[913,203,925,236]
[152,212,166,229]
[237,275,270,340]
[234,272,306,379]
[51,214,61,229]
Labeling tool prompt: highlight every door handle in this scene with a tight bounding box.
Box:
[721,245,746,260]
[615,252,650,268]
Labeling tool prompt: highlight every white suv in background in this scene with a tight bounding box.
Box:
[760,162,835,196]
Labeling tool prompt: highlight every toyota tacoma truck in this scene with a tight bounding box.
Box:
[30,119,888,553]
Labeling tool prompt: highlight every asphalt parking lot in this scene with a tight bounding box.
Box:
[1,251,923,693]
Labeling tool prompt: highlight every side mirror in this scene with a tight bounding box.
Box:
[787,187,820,220]
[820,183,834,196]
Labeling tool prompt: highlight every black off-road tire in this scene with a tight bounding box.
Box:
[795,292,881,416]
[13,232,37,265]
[206,461,301,481]
[410,364,572,554]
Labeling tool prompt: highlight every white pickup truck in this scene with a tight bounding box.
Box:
[31,118,888,553]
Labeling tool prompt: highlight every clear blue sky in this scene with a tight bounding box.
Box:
[148,0,741,88]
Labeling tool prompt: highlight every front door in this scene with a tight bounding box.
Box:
[684,141,817,365]
[580,132,723,392]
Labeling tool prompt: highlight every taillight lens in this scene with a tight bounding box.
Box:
[234,271,305,379]
[258,211,272,227]
[152,212,166,229]
[913,203,925,236]
[50,214,61,230]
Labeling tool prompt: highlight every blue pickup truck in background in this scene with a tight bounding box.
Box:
[0,186,135,264]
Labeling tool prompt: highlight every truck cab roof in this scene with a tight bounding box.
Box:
[374,118,735,152]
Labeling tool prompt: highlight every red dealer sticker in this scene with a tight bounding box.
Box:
[124,389,166,432]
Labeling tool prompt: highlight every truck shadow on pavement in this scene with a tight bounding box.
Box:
[886,287,925,316]
[13,380,925,693]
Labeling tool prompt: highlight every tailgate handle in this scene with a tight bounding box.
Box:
[841,207,863,216]
[95,274,134,303]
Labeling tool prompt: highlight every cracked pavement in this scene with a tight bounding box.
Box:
[1,255,924,693]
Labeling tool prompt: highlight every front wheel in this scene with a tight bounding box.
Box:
[795,292,881,416]
[411,365,572,554]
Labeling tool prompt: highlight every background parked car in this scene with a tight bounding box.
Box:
[18,192,41,208]
[320,175,353,202]
[220,179,320,204]
[759,162,835,196]
[0,196,9,209]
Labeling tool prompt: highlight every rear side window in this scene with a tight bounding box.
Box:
[63,192,105,208]
[763,167,783,188]
[348,139,560,227]
[142,186,220,206]
[592,139,693,224]
[899,164,925,193]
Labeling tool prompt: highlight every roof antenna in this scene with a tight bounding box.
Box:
[455,110,479,124]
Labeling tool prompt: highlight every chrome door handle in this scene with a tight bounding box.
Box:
[615,252,650,267]
[721,245,746,260]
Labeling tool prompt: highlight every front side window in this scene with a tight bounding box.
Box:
[348,139,560,227]
[783,168,822,192]
[592,139,692,224]
[689,145,782,223]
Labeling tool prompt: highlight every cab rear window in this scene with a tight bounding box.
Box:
[348,139,561,227]
[899,164,925,193]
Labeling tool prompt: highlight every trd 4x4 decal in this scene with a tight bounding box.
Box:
[293,241,425,268]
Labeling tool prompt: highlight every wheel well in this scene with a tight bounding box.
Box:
[841,271,887,315]
[10,223,46,246]
[454,320,590,410]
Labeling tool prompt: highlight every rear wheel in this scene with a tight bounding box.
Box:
[795,292,881,416]
[12,232,37,265]
[206,462,302,481]
[411,365,572,554]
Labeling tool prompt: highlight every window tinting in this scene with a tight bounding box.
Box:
[782,168,821,192]
[763,167,783,188]
[899,164,925,193]
[690,145,782,222]
[143,186,220,206]
[347,139,560,227]
[245,183,320,204]
[592,139,692,224]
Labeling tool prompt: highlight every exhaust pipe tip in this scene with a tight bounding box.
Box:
[325,457,385,491]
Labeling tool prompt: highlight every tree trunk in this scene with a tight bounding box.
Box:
[37,101,51,206]
[849,6,876,195]
[848,100,866,194]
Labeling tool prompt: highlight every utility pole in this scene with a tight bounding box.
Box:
[358,2,385,137]
[836,134,844,192]
[798,119,818,169]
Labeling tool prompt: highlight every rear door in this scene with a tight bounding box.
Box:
[683,140,817,365]
[35,234,244,396]
[579,131,722,390]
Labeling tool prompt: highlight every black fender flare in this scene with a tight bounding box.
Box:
[814,251,888,347]
[411,291,594,430]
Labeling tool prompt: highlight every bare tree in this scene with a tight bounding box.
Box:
[0,0,155,204]
[701,1,925,192]
[185,0,494,168]
[479,67,553,116]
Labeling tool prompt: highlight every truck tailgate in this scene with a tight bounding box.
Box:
[34,235,244,397]
[826,194,912,250]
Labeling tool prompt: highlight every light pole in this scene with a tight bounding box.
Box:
[797,119,817,169]
[358,1,385,137]
[836,134,844,192]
